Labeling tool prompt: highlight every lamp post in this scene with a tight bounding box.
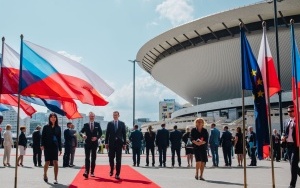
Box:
[267,0,284,135]
[128,60,140,127]
[194,97,201,117]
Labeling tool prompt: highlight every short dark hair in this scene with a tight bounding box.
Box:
[211,123,216,127]
[224,126,228,130]
[174,125,177,130]
[20,126,26,131]
[288,105,294,112]
[134,125,139,129]
[161,123,166,127]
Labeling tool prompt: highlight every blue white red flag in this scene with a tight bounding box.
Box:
[20,41,113,106]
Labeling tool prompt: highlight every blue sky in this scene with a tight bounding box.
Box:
[0,0,260,125]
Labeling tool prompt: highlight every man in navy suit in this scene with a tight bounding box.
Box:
[80,112,102,179]
[284,105,300,188]
[220,126,232,167]
[170,125,182,167]
[209,123,220,167]
[156,123,169,167]
[105,111,126,180]
[63,122,73,167]
[129,124,143,167]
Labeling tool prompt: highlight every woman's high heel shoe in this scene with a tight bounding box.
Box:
[43,175,48,183]
[195,175,199,180]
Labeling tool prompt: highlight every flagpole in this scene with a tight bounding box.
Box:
[290,19,300,158]
[14,34,24,188]
[240,22,247,188]
[1,37,4,95]
[262,21,276,188]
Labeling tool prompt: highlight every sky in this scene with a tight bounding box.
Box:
[0,0,261,126]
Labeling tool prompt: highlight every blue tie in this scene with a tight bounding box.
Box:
[114,121,117,132]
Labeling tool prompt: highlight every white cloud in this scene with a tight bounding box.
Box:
[57,51,83,63]
[146,21,159,28]
[156,0,194,26]
[77,72,187,126]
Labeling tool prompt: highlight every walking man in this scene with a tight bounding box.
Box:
[129,125,143,167]
[80,112,102,179]
[170,125,182,167]
[63,122,73,167]
[156,123,169,167]
[32,125,42,167]
[209,123,220,167]
[105,111,126,179]
[284,105,300,188]
[220,126,232,167]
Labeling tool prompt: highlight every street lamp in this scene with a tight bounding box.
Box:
[194,97,201,117]
[266,0,284,135]
[128,59,140,127]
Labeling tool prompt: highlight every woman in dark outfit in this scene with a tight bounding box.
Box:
[234,126,244,166]
[182,126,194,167]
[41,113,62,184]
[17,126,27,166]
[144,125,156,166]
[191,118,208,181]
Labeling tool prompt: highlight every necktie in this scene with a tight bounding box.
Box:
[114,121,117,132]
[91,122,94,131]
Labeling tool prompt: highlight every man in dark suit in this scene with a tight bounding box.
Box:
[129,124,143,167]
[284,105,300,188]
[220,125,232,167]
[63,122,73,167]
[32,125,42,167]
[105,111,126,180]
[170,125,182,167]
[209,123,220,167]
[80,112,102,179]
[144,125,156,167]
[156,123,169,167]
[247,126,257,166]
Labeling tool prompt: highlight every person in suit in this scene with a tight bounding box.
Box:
[182,126,194,167]
[155,123,169,167]
[144,125,156,167]
[80,112,102,179]
[220,125,232,167]
[105,111,126,180]
[32,125,42,167]
[17,126,27,167]
[69,123,77,167]
[209,123,220,167]
[272,129,281,162]
[41,113,62,184]
[170,125,182,167]
[3,124,13,167]
[247,126,257,166]
[63,122,73,167]
[283,105,300,188]
[129,125,143,167]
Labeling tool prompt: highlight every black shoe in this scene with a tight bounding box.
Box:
[158,164,162,167]
[163,163,166,167]
[152,164,155,167]
[115,175,120,180]
[109,171,113,176]
[83,172,88,179]
[90,173,95,177]
[133,163,136,166]
[38,164,43,167]
[43,175,48,183]
[145,164,149,167]
[137,164,139,167]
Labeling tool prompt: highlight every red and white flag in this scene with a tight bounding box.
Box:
[257,26,281,98]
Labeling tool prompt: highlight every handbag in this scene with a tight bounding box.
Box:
[186,137,193,148]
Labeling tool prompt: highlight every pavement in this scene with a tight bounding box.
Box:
[0,147,295,188]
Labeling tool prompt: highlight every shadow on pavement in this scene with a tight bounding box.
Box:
[206,180,244,186]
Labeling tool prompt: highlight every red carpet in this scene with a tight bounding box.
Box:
[69,165,160,188]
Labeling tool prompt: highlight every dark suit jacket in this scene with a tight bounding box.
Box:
[284,119,297,142]
[169,130,182,149]
[80,122,102,145]
[64,129,73,148]
[156,128,169,148]
[220,131,232,148]
[144,131,156,148]
[32,130,41,148]
[129,129,143,149]
[18,132,27,148]
[41,124,62,151]
[105,120,126,146]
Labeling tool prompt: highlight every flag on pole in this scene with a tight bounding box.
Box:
[20,41,113,106]
[1,44,81,119]
[0,94,36,117]
[257,25,281,98]
[241,28,270,159]
[290,22,300,147]
[0,103,9,112]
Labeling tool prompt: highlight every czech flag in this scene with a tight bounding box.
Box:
[0,94,36,117]
[20,40,113,106]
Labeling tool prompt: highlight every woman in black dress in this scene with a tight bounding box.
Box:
[191,118,208,181]
[182,126,194,167]
[234,126,243,166]
[41,113,62,184]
